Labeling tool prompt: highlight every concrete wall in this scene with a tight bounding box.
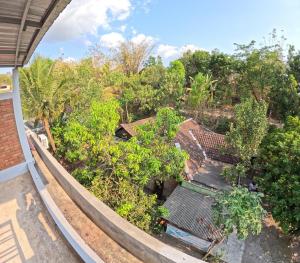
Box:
[31,134,204,263]
[0,98,24,170]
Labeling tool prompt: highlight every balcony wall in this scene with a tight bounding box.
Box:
[31,133,204,263]
[0,97,24,170]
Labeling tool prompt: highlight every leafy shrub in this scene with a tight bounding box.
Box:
[91,176,159,233]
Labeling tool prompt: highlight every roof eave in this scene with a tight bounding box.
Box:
[23,0,71,66]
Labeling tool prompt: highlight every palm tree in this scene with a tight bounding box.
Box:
[20,56,69,152]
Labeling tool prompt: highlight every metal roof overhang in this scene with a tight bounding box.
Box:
[0,0,71,68]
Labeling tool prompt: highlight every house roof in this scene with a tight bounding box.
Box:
[175,119,205,177]
[192,160,232,190]
[0,0,71,67]
[191,125,239,164]
[120,117,155,137]
[163,185,222,242]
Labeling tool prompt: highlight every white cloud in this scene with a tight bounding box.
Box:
[180,44,201,53]
[131,27,137,35]
[119,25,127,32]
[157,43,202,59]
[84,40,93,47]
[131,34,155,45]
[63,57,77,63]
[140,0,152,13]
[157,44,178,58]
[47,0,132,41]
[100,32,125,48]
[99,32,155,48]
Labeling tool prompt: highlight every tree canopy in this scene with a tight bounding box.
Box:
[256,116,300,233]
[226,98,268,163]
[213,187,266,239]
[20,30,300,237]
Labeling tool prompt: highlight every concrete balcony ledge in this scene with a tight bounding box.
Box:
[30,133,205,263]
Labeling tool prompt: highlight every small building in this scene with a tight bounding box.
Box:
[162,182,222,252]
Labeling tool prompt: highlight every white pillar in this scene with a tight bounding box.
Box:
[12,68,33,163]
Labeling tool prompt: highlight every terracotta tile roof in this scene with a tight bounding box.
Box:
[163,185,223,242]
[191,126,238,164]
[175,119,205,177]
[119,117,155,137]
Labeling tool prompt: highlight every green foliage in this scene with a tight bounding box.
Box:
[109,137,156,186]
[269,74,299,119]
[159,60,186,107]
[20,56,72,151]
[222,164,247,185]
[57,105,184,233]
[256,116,300,233]
[91,176,158,232]
[201,115,231,134]
[186,73,214,120]
[62,100,120,163]
[235,43,286,101]
[179,32,300,119]
[153,107,184,140]
[288,45,300,83]
[137,108,188,184]
[141,56,166,89]
[226,98,268,163]
[180,50,211,84]
[20,56,69,121]
[120,74,159,121]
[208,51,239,104]
[168,60,185,85]
[213,187,266,239]
[68,58,103,110]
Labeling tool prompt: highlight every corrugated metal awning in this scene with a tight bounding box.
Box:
[0,0,71,67]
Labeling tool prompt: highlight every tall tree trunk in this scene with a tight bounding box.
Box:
[43,118,56,152]
[125,102,130,122]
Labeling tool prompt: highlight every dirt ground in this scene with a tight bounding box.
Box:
[242,216,299,263]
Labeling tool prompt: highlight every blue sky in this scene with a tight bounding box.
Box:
[1,0,300,73]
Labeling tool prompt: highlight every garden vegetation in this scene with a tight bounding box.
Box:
[19,31,300,235]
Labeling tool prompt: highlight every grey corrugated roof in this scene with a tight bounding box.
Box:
[0,0,71,67]
[163,185,222,242]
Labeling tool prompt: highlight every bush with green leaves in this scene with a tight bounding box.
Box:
[226,98,268,164]
[137,108,188,197]
[256,116,300,233]
[159,60,186,107]
[90,172,168,233]
[62,99,120,163]
[213,187,266,239]
[222,163,247,185]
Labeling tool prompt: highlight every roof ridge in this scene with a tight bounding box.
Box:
[181,181,217,197]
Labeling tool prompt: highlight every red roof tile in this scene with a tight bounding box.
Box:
[175,119,205,177]
[191,125,238,164]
